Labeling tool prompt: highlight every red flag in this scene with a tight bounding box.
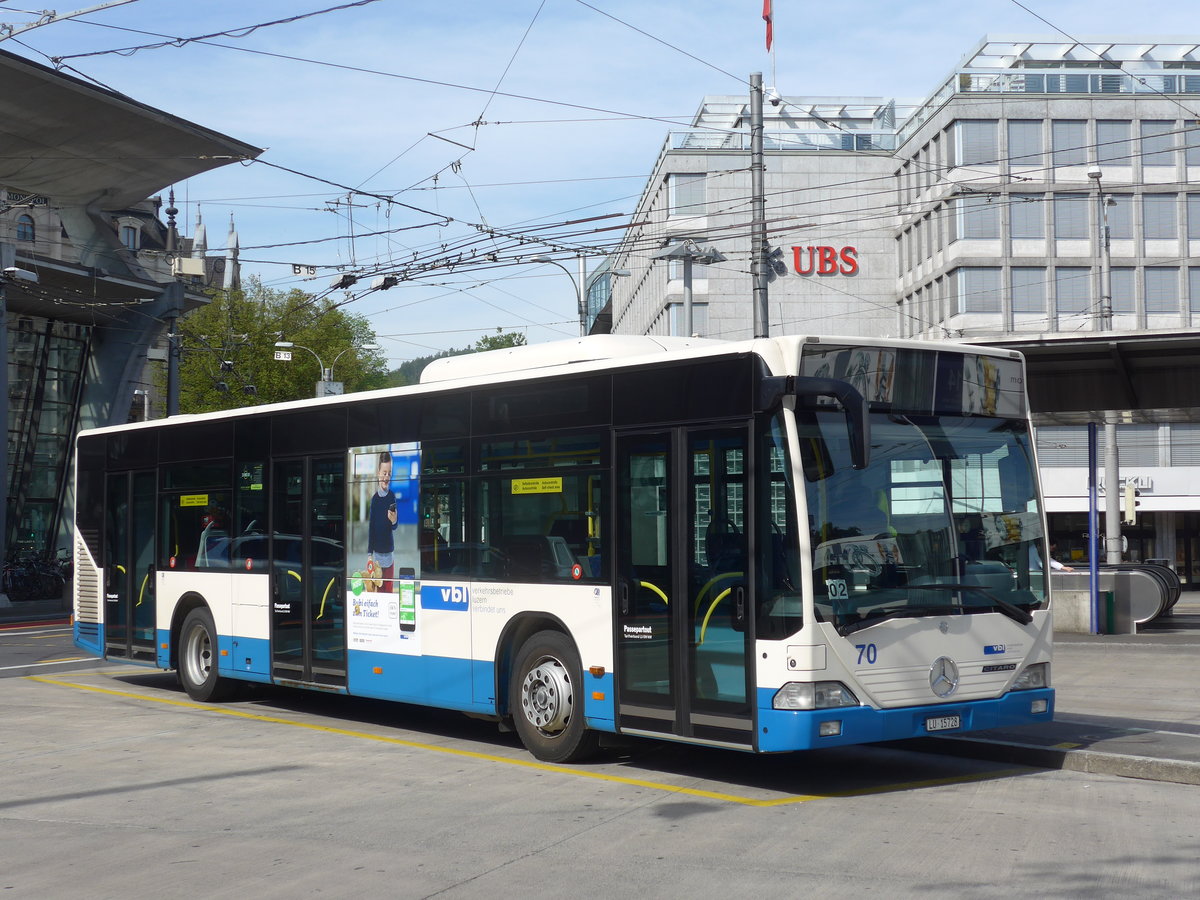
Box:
[763,0,773,51]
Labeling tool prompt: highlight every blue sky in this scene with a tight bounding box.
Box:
[7,0,1200,362]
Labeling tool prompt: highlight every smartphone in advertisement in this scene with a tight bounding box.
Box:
[398,566,417,632]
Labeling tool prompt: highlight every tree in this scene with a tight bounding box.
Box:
[473,330,527,352]
[176,278,389,413]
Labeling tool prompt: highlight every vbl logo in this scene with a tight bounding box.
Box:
[792,245,858,276]
[422,584,470,611]
[440,586,468,604]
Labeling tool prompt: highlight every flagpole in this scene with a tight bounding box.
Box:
[770,1,777,88]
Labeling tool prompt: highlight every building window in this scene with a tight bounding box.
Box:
[1187,194,1200,239]
[1055,267,1091,315]
[955,195,999,239]
[1189,267,1200,313]
[1010,194,1045,238]
[1143,194,1178,239]
[669,173,706,217]
[1141,120,1176,167]
[1053,193,1088,239]
[1007,120,1042,167]
[1186,126,1200,166]
[957,120,997,166]
[667,302,708,337]
[1010,267,1045,314]
[121,224,140,251]
[1096,120,1132,164]
[1051,120,1087,166]
[15,214,34,242]
[1145,267,1179,313]
[1110,268,1136,314]
[956,267,1001,313]
[1107,194,1133,239]
[667,259,709,280]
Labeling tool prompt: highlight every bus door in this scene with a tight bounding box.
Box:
[615,426,754,748]
[270,456,347,687]
[103,470,157,662]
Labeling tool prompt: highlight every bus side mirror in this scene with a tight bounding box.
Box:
[758,375,870,469]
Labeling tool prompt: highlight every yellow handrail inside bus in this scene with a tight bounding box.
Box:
[699,588,732,645]
[693,571,743,613]
[638,580,669,606]
[318,577,336,619]
[137,572,149,606]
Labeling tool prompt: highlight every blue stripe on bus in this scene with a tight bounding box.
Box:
[217,635,270,677]
[74,620,102,655]
[157,629,171,668]
[146,628,616,730]
[583,672,615,729]
[755,687,1055,752]
[347,651,493,713]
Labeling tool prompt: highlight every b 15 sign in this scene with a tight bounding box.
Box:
[793,245,858,276]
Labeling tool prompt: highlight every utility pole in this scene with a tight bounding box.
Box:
[750,72,769,339]
[1089,165,1122,565]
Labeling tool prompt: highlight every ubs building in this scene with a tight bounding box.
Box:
[606,36,1200,585]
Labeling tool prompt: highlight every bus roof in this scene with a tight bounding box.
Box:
[419,334,726,384]
[78,334,1023,439]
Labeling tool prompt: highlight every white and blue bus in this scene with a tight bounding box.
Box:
[73,334,1053,762]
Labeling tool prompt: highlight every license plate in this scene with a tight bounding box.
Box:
[926,714,961,732]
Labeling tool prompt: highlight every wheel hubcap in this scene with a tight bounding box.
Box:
[185,624,212,685]
[521,656,573,734]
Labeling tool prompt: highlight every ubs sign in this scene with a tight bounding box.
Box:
[792,245,858,276]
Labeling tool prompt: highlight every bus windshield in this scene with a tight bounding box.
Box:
[800,411,1046,635]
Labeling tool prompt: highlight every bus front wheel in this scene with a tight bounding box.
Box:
[178,607,236,702]
[510,631,599,763]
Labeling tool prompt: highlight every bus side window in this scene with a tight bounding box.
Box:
[476,472,603,583]
[419,480,469,576]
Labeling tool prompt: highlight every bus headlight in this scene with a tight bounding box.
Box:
[1011,662,1049,691]
[773,681,861,710]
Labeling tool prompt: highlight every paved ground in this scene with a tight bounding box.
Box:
[5,592,1198,785]
[915,596,1200,783]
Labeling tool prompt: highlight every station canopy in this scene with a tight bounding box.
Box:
[0,47,261,210]
[979,330,1200,425]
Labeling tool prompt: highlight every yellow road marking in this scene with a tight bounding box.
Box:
[1052,742,1082,749]
[27,674,1026,807]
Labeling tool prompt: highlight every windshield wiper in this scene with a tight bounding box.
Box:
[836,604,957,636]
[907,583,1034,626]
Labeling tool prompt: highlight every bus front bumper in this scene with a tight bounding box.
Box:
[755,688,1055,752]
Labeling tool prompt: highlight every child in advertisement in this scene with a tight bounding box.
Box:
[366,451,398,592]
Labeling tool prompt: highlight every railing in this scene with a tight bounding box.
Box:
[670,130,898,152]
[899,69,1200,145]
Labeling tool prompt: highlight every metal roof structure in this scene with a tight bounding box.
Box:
[0,48,261,210]
[977,330,1200,425]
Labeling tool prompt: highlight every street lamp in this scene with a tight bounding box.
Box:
[530,255,630,336]
[274,340,380,397]
[650,239,726,337]
[1087,165,1114,331]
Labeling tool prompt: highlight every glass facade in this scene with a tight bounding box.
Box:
[7,317,90,555]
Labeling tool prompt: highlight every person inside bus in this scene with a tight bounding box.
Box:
[367,450,398,591]
[1032,539,1075,572]
[196,506,231,569]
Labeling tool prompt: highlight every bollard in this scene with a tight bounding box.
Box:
[1104,590,1115,635]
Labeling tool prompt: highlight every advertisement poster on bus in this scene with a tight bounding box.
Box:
[346,442,423,654]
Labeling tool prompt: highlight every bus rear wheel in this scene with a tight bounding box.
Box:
[510,631,599,763]
[178,607,236,702]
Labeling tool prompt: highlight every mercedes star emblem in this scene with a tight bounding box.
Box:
[929,656,960,698]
